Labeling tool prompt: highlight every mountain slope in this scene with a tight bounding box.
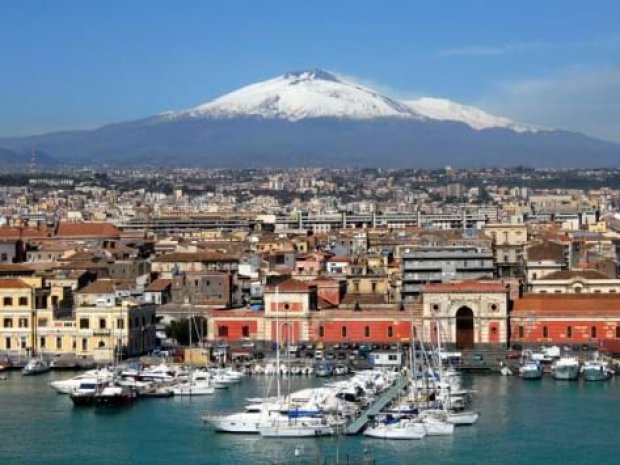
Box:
[0,69,618,168]
[403,97,538,133]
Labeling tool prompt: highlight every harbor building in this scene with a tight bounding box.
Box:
[510,294,620,346]
[421,282,510,349]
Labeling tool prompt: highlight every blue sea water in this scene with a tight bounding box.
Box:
[0,371,618,465]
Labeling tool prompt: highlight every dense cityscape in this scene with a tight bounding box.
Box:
[1,166,620,362]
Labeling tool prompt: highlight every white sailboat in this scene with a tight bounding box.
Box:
[172,301,214,396]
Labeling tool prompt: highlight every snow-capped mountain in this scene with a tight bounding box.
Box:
[0,68,617,168]
[166,69,421,121]
[403,97,538,133]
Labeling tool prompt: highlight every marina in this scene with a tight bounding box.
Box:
[1,369,619,464]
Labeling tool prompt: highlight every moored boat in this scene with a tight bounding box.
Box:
[581,357,614,382]
[363,417,426,440]
[519,360,543,380]
[94,386,137,407]
[22,359,51,376]
[552,356,579,381]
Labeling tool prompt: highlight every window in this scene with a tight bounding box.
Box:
[56,337,62,350]
[98,341,105,348]
[591,326,597,338]
[0,253,7,261]
[3,318,12,328]
[542,326,548,338]
[364,326,370,338]
[3,297,12,306]
[413,326,417,338]
[18,318,28,328]
[5,337,10,350]
[319,325,324,338]
[82,338,87,351]
[341,326,347,338]
[242,325,250,338]
[38,318,48,327]
[574,287,582,294]
[79,318,89,329]
[218,326,229,338]
[371,282,377,293]
[99,319,106,329]
[616,326,620,338]
[387,326,393,338]
[40,337,46,349]
[51,296,59,307]
[518,326,524,338]
[490,304,498,311]
[567,326,572,338]
[18,297,28,307]
[117,318,124,330]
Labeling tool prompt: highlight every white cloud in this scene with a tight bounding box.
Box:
[439,34,620,57]
[478,66,620,142]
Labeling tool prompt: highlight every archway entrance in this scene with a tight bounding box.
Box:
[456,307,474,349]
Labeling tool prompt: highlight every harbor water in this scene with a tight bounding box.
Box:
[0,371,619,465]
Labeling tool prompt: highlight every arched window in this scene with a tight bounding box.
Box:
[616,326,620,338]
[591,326,597,338]
[387,326,393,338]
[341,326,347,338]
[542,326,548,338]
[567,326,572,338]
[518,326,524,338]
[318,325,324,338]
[364,326,370,338]
[98,340,106,348]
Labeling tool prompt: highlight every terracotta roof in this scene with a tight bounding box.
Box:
[327,256,351,262]
[152,252,239,263]
[56,222,120,238]
[0,263,35,274]
[77,279,134,294]
[145,278,172,292]
[265,278,315,293]
[513,294,620,315]
[526,242,565,262]
[0,278,31,289]
[423,281,508,293]
[0,227,49,239]
[536,269,611,280]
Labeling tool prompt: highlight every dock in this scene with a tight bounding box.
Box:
[345,374,409,435]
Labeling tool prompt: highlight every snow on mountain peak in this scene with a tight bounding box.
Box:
[403,97,539,133]
[163,69,540,132]
[168,69,421,121]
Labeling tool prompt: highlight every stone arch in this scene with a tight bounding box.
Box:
[455,306,474,349]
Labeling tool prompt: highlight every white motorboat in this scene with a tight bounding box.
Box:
[421,416,454,436]
[581,357,614,382]
[50,369,114,394]
[22,359,51,376]
[258,419,334,437]
[69,378,109,406]
[171,380,214,396]
[364,418,426,440]
[552,356,579,381]
[94,385,137,407]
[519,360,543,380]
[446,410,479,425]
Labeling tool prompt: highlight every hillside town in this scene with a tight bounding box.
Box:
[1,167,620,364]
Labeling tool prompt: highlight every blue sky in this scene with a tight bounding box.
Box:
[1,0,619,142]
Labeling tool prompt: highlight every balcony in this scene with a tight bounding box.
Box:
[93,329,112,336]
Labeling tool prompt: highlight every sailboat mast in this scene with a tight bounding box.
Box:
[275,286,281,399]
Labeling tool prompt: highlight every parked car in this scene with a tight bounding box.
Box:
[241,341,255,349]
[314,350,324,360]
[337,352,347,360]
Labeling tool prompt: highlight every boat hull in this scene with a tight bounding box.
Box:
[582,368,613,382]
[552,366,579,381]
[258,425,333,437]
[70,393,96,407]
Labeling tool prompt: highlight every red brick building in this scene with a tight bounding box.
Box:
[511,294,620,345]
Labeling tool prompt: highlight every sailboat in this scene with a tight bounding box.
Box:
[172,302,214,396]
[257,287,336,438]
